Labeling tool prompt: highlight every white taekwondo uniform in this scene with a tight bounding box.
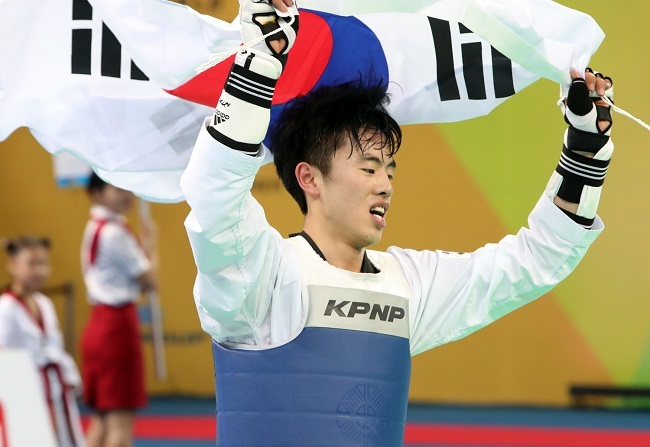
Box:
[181,123,603,446]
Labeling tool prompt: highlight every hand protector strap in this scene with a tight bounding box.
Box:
[546,143,610,226]
[207,49,282,153]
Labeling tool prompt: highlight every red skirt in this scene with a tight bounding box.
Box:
[81,303,147,411]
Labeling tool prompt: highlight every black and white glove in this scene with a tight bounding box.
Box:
[240,0,299,67]
[563,68,614,137]
[546,69,614,228]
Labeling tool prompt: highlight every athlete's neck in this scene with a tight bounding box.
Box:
[300,226,365,272]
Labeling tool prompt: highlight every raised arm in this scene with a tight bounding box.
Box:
[401,69,615,355]
[181,0,298,341]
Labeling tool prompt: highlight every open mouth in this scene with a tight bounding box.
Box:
[370,206,386,217]
[370,206,387,228]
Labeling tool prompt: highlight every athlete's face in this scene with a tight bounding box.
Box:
[318,134,396,249]
[7,247,51,293]
[93,185,134,214]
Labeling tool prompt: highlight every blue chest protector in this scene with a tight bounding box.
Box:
[212,326,411,447]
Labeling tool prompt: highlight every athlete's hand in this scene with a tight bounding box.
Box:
[240,0,299,62]
[565,68,614,135]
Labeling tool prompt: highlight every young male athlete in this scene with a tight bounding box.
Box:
[181,0,615,445]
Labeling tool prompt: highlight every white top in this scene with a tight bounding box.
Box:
[0,291,81,388]
[80,204,150,306]
[182,122,603,355]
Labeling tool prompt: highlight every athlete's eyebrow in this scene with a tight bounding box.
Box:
[359,153,397,170]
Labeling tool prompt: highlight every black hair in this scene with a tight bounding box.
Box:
[86,171,108,195]
[4,236,51,257]
[270,81,402,214]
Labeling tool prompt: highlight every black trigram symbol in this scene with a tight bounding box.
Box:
[429,18,515,101]
[71,0,148,81]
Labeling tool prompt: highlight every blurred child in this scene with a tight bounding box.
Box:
[0,236,85,447]
[80,173,156,447]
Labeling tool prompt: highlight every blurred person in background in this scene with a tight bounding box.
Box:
[80,173,157,447]
[0,236,85,447]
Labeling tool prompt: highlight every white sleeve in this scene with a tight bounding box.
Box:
[181,121,285,343]
[390,195,603,355]
[39,298,82,389]
[101,225,151,279]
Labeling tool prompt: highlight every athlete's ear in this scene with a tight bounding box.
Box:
[295,162,321,200]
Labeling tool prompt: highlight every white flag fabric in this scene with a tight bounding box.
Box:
[0,0,211,202]
[1,0,604,202]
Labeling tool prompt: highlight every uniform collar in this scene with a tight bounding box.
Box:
[90,204,126,223]
[290,231,380,274]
